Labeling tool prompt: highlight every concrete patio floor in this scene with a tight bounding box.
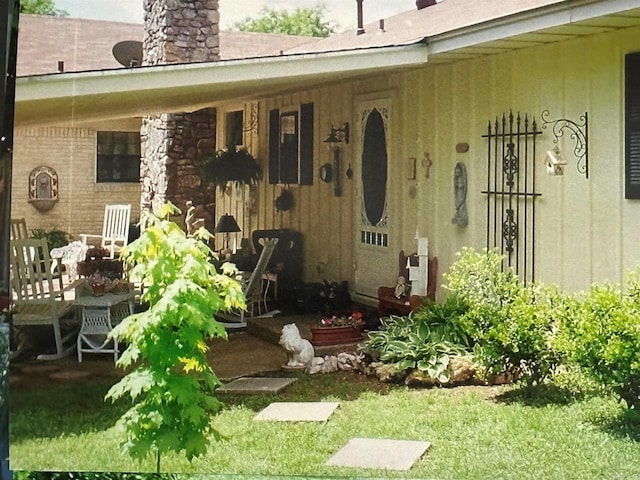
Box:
[9,313,364,387]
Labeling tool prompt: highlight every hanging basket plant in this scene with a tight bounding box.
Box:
[201,145,263,191]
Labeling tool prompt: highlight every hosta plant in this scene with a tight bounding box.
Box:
[105,203,245,472]
[361,296,471,383]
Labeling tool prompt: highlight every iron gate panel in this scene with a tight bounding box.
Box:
[482,111,541,283]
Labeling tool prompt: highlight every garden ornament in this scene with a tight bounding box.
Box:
[279,323,314,368]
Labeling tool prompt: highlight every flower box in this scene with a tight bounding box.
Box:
[310,325,363,346]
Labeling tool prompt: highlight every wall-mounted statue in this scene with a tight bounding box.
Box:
[452,162,468,227]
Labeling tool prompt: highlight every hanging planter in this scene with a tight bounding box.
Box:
[201,145,262,191]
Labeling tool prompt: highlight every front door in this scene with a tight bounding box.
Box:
[353,98,394,299]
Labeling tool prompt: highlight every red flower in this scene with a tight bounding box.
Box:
[317,312,363,328]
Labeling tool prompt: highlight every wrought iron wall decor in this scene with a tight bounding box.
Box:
[541,110,588,179]
[482,111,542,284]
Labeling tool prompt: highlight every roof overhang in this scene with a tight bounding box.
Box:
[14,43,428,127]
[14,0,640,128]
[426,0,640,62]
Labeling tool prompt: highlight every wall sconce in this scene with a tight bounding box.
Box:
[324,122,350,196]
[544,145,567,176]
[324,123,350,144]
[541,110,588,179]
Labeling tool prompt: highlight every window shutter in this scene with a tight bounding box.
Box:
[268,108,280,184]
[299,102,314,185]
[625,52,640,199]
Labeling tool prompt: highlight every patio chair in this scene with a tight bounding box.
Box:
[10,218,29,240]
[79,204,131,259]
[10,238,79,360]
[217,238,279,330]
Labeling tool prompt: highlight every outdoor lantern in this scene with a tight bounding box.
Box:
[324,123,350,145]
[214,214,241,249]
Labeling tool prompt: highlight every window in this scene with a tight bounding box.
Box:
[625,52,640,199]
[268,103,314,185]
[226,110,244,147]
[96,131,141,183]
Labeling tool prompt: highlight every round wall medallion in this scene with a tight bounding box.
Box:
[319,163,333,183]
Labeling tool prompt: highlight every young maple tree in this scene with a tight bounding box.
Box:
[105,203,245,472]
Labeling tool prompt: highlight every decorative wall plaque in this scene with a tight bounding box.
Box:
[28,165,59,212]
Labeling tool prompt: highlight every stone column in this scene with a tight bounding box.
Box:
[140,0,219,225]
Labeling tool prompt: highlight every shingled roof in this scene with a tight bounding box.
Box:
[16,14,318,77]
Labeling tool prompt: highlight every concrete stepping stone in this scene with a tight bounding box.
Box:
[254,402,339,422]
[218,377,296,394]
[326,437,431,470]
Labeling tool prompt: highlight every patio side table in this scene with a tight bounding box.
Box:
[74,291,134,363]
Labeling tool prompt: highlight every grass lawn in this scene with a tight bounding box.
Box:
[9,370,640,479]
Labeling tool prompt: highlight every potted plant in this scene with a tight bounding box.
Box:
[77,246,124,278]
[87,272,107,296]
[201,144,262,190]
[310,311,364,346]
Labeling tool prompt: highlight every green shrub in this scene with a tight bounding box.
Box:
[361,296,471,383]
[29,227,69,249]
[555,270,640,410]
[444,247,563,386]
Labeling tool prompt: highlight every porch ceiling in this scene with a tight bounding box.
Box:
[14,44,428,128]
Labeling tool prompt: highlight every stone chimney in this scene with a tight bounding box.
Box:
[140,0,219,222]
[416,0,437,9]
[142,0,220,66]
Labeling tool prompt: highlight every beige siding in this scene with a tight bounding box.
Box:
[11,24,640,297]
[245,24,640,294]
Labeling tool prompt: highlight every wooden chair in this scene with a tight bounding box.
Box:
[10,218,28,240]
[10,238,79,360]
[217,238,279,329]
[80,204,131,258]
[377,251,438,318]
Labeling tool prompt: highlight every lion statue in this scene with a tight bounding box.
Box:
[279,323,314,368]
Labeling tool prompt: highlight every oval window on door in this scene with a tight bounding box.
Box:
[361,108,387,226]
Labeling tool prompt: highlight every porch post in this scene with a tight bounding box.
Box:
[0,0,18,477]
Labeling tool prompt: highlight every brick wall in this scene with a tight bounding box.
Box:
[12,126,141,242]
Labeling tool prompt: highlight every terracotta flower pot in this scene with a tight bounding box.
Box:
[310,325,363,346]
[91,284,106,297]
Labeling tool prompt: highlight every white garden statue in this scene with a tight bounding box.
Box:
[279,323,314,368]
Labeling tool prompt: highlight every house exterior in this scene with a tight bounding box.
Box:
[12,0,640,304]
